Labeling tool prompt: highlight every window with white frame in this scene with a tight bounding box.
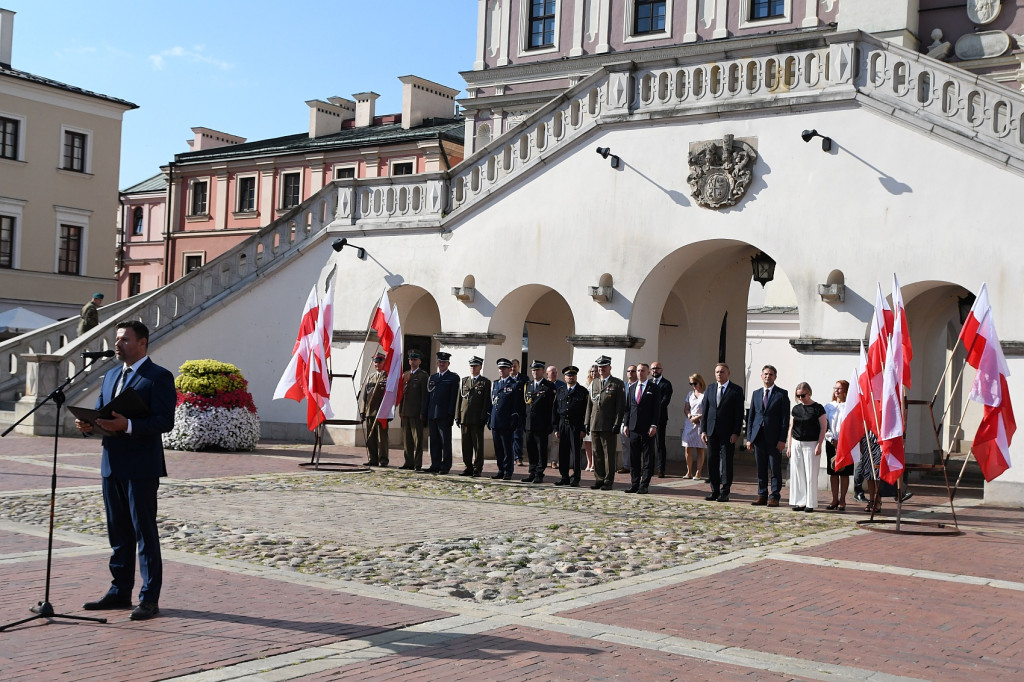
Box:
[132,207,144,235]
[739,0,790,27]
[634,0,666,34]
[1,116,19,160]
[189,179,209,216]
[0,215,14,268]
[58,224,82,275]
[128,272,142,296]
[280,171,301,208]
[390,161,414,176]
[236,175,257,212]
[334,165,357,180]
[183,253,204,276]
[527,0,557,49]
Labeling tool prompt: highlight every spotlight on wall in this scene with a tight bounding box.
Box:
[801,129,832,152]
[595,146,621,169]
[332,237,367,260]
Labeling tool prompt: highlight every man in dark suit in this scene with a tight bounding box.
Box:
[423,351,459,474]
[456,356,491,477]
[399,350,429,470]
[624,362,662,494]
[746,365,790,507]
[700,363,745,503]
[75,320,175,621]
[650,361,673,477]
[489,358,524,480]
[553,366,588,487]
[522,360,556,484]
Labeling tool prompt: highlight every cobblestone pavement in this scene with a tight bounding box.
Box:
[1,434,1020,681]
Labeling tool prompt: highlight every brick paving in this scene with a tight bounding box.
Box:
[0,434,1018,681]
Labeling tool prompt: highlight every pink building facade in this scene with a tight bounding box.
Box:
[116,173,167,299]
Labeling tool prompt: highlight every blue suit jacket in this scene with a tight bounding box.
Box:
[95,358,176,479]
[700,381,745,440]
[746,386,791,445]
[625,380,662,433]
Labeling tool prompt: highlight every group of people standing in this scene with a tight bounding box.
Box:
[359,351,879,511]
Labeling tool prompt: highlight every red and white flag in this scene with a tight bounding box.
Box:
[878,304,906,484]
[866,283,894,400]
[308,278,335,426]
[959,283,1016,481]
[835,342,869,471]
[370,290,395,358]
[892,274,913,389]
[274,286,319,404]
[375,305,404,428]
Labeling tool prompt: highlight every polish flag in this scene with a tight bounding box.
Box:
[273,286,319,404]
[878,305,905,484]
[308,278,335,426]
[866,283,894,399]
[959,284,1016,481]
[370,290,394,359]
[835,342,869,470]
[375,305,404,428]
[892,274,913,389]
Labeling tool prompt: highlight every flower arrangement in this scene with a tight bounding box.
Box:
[162,359,260,452]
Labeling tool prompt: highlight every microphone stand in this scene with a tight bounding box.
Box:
[0,353,112,632]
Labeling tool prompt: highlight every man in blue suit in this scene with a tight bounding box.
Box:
[422,351,459,474]
[700,363,745,503]
[75,320,175,621]
[746,365,790,508]
[624,362,662,494]
[490,357,524,480]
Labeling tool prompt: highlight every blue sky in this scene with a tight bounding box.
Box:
[3,1,478,186]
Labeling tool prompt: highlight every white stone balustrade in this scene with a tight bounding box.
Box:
[329,175,448,230]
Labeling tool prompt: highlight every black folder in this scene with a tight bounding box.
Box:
[68,388,151,437]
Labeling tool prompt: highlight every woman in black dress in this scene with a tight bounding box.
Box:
[786,382,827,512]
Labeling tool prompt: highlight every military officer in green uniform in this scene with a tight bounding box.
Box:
[399,349,429,470]
[585,355,626,490]
[553,366,589,487]
[456,356,491,477]
[77,293,103,336]
[359,351,390,467]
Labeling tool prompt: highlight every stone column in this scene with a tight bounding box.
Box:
[14,354,63,436]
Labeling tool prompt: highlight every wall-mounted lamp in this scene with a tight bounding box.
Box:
[801,129,832,152]
[453,275,476,303]
[750,252,776,288]
[332,237,366,260]
[589,273,614,302]
[595,146,620,169]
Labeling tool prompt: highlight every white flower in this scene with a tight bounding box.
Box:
[163,404,260,452]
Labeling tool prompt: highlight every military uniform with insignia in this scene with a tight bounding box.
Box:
[360,352,390,466]
[489,358,524,479]
[456,356,492,476]
[398,349,429,470]
[585,355,627,490]
[522,360,556,484]
[423,351,459,474]
[553,366,589,486]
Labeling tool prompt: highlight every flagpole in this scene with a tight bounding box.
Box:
[951,446,975,501]
[351,289,388,388]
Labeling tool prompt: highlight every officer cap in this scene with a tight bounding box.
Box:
[468,356,483,366]
[562,365,579,376]
[530,360,546,370]
[436,351,452,361]
[595,355,612,367]
[92,293,105,300]
[496,358,512,368]
[408,349,422,359]
[373,351,386,361]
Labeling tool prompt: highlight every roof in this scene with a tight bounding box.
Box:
[0,64,137,109]
[172,119,465,165]
[0,307,57,334]
[121,173,167,194]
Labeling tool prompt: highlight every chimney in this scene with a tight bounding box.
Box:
[0,9,14,68]
[306,97,355,138]
[186,127,246,152]
[398,76,460,130]
[353,92,379,128]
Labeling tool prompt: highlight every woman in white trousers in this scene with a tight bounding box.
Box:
[786,382,828,512]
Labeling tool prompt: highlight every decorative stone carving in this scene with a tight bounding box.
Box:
[687,135,758,210]
[926,29,952,61]
[967,0,1001,26]
[955,31,1010,60]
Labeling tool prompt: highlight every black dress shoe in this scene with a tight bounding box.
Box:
[472,470,481,478]
[624,487,639,494]
[533,477,545,484]
[129,601,159,621]
[854,492,867,503]
[491,473,504,479]
[503,474,512,480]
[637,487,649,495]
[553,478,569,486]
[83,593,132,610]
[717,495,730,503]
[459,469,473,476]
[569,478,580,487]
[705,494,719,501]
[657,470,665,478]
[398,465,412,470]
[521,475,536,483]
[364,461,377,467]
[590,481,604,489]
[601,483,613,491]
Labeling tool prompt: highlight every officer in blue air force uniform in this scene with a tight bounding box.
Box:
[489,358,524,480]
[422,351,459,474]
[554,365,589,487]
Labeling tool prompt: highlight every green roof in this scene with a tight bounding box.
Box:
[121,173,167,194]
[173,119,465,166]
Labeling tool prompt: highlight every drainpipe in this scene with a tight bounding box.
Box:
[437,132,451,171]
[162,162,174,287]
[116,195,126,290]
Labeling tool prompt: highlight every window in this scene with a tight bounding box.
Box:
[634,0,666,34]
[237,176,256,212]
[132,207,144,235]
[0,215,13,268]
[58,224,82,275]
[750,0,785,20]
[528,0,557,49]
[63,131,87,172]
[128,272,141,296]
[281,172,301,208]
[391,161,414,176]
[183,254,204,275]
[190,180,208,216]
[0,117,18,160]
[334,166,356,180]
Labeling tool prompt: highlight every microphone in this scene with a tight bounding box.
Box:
[81,350,116,360]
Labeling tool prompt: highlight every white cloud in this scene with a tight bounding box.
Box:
[148,45,232,71]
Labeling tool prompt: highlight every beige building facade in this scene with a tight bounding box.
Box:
[0,9,136,320]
